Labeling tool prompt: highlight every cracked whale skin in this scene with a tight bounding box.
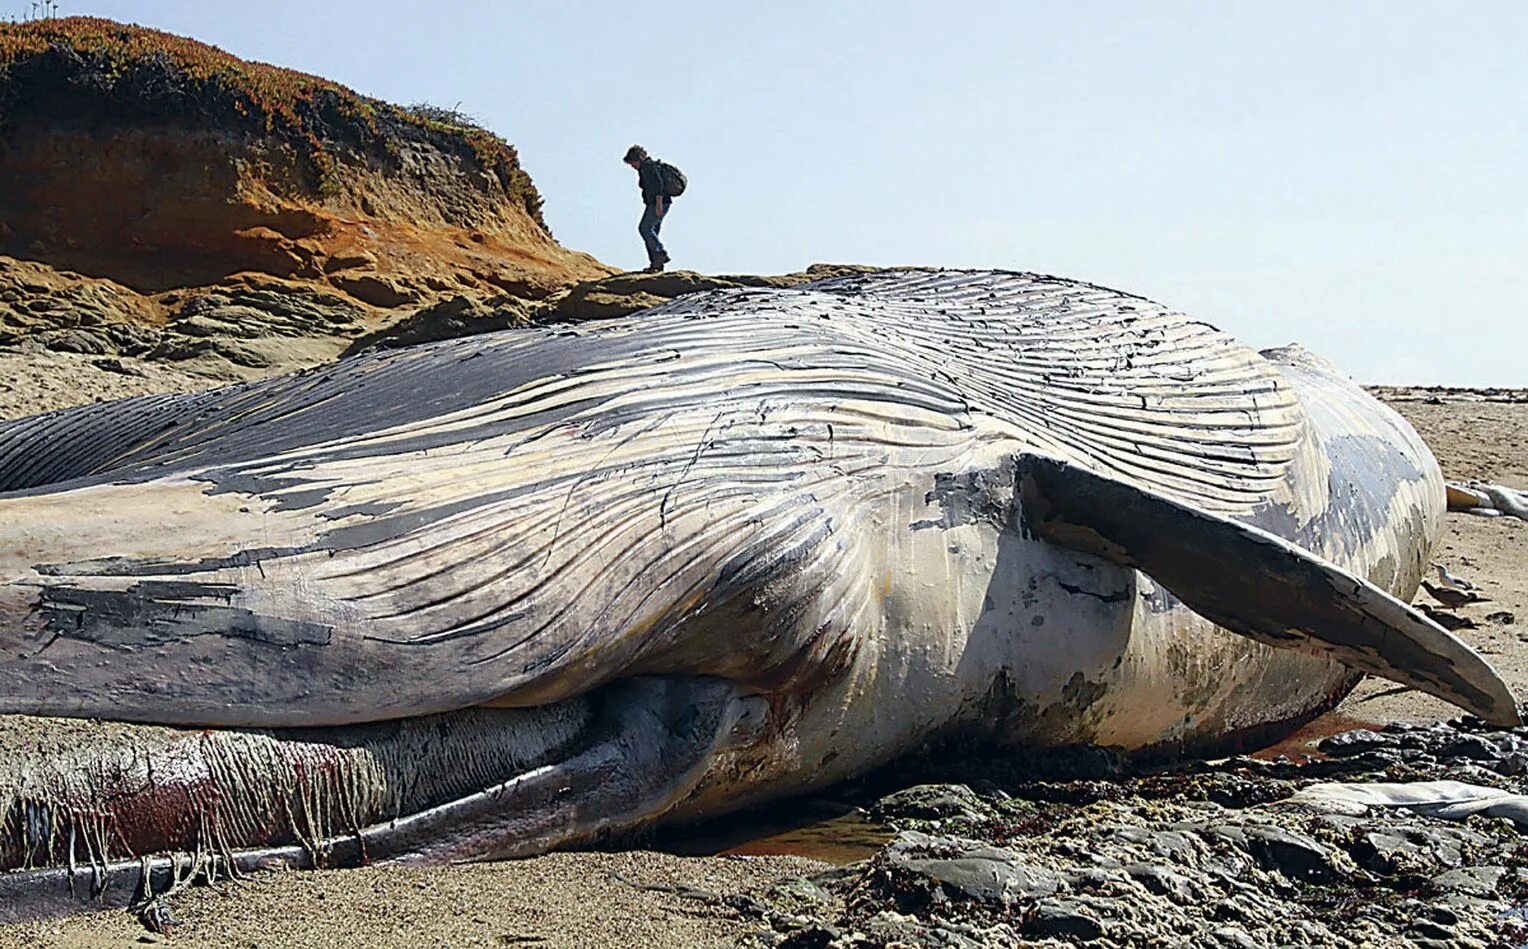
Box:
[0,269,1512,913]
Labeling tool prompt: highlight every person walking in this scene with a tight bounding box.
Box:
[623,145,685,273]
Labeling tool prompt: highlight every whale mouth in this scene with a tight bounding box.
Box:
[0,676,756,923]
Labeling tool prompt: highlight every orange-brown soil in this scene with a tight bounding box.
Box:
[0,17,609,369]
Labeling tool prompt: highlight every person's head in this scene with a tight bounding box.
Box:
[623,145,647,169]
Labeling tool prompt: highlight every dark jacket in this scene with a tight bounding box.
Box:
[637,158,666,205]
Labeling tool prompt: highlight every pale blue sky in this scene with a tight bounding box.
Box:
[72,1,1528,386]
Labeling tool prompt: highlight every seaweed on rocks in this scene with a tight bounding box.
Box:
[743,716,1528,946]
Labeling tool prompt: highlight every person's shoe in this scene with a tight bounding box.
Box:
[643,260,665,273]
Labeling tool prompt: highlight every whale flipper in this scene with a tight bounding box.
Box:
[1016,454,1521,727]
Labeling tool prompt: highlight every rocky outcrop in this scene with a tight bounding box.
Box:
[0,256,882,382]
[0,17,609,379]
[739,718,1528,947]
[0,256,364,377]
[346,264,884,354]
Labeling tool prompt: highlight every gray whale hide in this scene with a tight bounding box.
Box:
[0,269,1515,917]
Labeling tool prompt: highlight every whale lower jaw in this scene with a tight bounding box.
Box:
[0,676,755,922]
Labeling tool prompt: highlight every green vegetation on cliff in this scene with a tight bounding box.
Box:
[0,17,545,226]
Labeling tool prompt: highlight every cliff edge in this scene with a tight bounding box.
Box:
[0,17,609,377]
[0,17,872,396]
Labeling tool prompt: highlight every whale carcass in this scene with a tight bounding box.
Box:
[0,269,1515,917]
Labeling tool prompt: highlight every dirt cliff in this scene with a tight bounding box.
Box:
[0,17,609,379]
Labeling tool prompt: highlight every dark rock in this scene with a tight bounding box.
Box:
[766,877,832,910]
[774,924,840,948]
[541,265,885,325]
[1206,824,1347,885]
[1354,830,1425,874]
[344,295,530,353]
[872,784,988,822]
[1410,826,1486,869]
[1497,753,1528,776]
[1429,866,1505,897]
[546,287,669,322]
[1124,862,1198,902]
[1442,735,1509,760]
[1025,743,1127,780]
[1066,866,1123,891]
[734,704,1528,946]
[1025,898,1105,940]
[40,327,111,354]
[853,911,996,947]
[1407,920,1455,940]
[1289,919,1338,942]
[882,832,1061,906]
[1210,926,1260,948]
[90,356,146,377]
[584,271,747,298]
[152,336,216,362]
[1113,827,1202,864]
[98,322,162,355]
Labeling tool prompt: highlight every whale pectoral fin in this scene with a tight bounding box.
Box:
[1015,454,1521,727]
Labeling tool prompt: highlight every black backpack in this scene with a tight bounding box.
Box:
[654,159,687,197]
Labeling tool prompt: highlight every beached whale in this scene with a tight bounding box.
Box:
[0,269,1514,918]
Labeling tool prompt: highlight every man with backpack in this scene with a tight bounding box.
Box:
[623,145,685,273]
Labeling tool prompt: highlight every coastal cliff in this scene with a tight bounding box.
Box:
[0,17,877,391]
[0,17,609,378]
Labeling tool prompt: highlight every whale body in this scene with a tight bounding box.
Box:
[0,269,1513,917]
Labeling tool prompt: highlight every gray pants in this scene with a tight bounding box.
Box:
[639,201,668,264]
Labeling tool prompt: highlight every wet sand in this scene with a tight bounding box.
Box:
[0,359,1522,947]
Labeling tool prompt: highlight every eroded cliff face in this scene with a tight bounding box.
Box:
[0,17,610,379]
[3,124,584,295]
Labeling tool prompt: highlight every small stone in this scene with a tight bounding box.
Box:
[1212,926,1259,949]
[1125,862,1197,903]
[1144,829,1199,862]
[1355,831,1424,873]
[90,356,146,376]
[873,784,989,822]
[1496,752,1528,776]
[1291,920,1334,941]
[768,877,831,907]
[1429,866,1505,896]
[1242,826,1346,884]
[893,848,1062,905]
[1025,898,1105,940]
[1442,735,1504,760]
[1407,920,1454,940]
